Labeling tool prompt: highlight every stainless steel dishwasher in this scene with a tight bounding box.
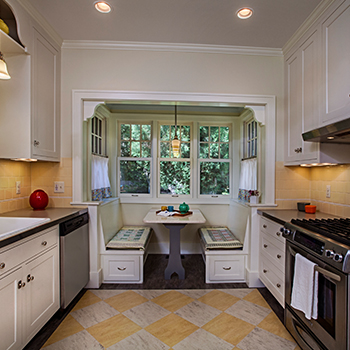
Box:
[60,212,89,309]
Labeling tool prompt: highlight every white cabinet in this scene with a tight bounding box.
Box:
[259,217,285,307]
[0,226,59,350]
[0,0,61,162]
[320,0,350,125]
[284,29,320,165]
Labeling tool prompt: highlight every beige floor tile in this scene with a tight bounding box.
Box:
[152,291,194,312]
[202,313,255,345]
[258,313,296,342]
[145,313,199,347]
[198,290,240,311]
[87,314,141,348]
[243,289,271,309]
[71,291,102,311]
[42,315,84,347]
[105,290,148,313]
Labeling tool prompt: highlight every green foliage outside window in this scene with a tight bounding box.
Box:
[120,160,150,193]
[159,161,190,195]
[120,123,152,157]
[200,162,230,195]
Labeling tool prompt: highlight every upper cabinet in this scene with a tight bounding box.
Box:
[284,0,350,165]
[320,0,350,125]
[0,0,61,162]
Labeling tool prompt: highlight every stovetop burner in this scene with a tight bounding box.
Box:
[291,218,350,246]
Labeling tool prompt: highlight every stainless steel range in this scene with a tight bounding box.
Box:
[281,218,350,350]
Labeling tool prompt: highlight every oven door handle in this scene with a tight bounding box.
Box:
[288,246,342,282]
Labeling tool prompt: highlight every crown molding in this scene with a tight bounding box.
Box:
[62,40,283,57]
[282,0,334,55]
[17,0,63,48]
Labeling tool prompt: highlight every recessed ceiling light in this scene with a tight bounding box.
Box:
[94,1,111,13]
[236,7,253,19]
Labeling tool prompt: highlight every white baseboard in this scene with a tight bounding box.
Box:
[86,268,102,288]
[245,268,264,288]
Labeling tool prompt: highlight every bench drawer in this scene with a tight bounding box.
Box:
[102,255,142,282]
[207,255,245,282]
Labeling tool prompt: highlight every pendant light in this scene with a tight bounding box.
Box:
[172,105,180,158]
[0,51,11,80]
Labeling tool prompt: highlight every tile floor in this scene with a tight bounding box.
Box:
[41,288,300,350]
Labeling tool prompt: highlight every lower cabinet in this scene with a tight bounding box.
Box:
[259,217,286,307]
[0,226,59,350]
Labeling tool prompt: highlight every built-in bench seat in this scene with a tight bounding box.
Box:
[101,226,152,283]
[199,226,247,283]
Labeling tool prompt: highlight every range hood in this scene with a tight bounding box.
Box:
[302,118,350,143]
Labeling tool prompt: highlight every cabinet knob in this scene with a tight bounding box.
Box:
[263,224,267,228]
[263,269,267,273]
[277,254,281,259]
[0,262,5,269]
[41,241,47,246]
[34,140,40,147]
[117,267,126,271]
[276,232,281,236]
[223,266,232,270]
[263,244,268,248]
[276,283,281,288]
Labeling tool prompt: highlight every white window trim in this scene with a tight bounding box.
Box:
[72,91,276,206]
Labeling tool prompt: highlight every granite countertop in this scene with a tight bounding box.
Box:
[257,209,341,226]
[0,207,88,248]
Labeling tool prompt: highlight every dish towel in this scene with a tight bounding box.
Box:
[291,253,319,320]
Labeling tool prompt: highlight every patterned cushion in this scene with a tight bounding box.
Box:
[106,226,152,250]
[199,227,243,250]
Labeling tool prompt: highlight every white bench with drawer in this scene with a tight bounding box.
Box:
[199,227,248,283]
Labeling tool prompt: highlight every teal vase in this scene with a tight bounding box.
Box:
[179,202,189,214]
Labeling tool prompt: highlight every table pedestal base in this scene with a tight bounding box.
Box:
[164,224,186,279]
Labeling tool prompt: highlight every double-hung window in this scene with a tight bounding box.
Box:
[198,125,230,196]
[118,123,152,195]
[159,123,191,196]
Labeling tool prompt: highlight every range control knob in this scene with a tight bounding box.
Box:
[325,250,335,259]
[333,253,343,263]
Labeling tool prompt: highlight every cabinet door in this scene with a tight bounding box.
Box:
[32,29,60,161]
[285,30,320,164]
[320,0,350,124]
[24,246,59,343]
[0,268,23,350]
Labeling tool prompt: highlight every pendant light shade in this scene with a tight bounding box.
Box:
[0,52,11,80]
[171,105,180,158]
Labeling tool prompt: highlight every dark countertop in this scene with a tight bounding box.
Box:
[257,209,341,226]
[0,207,88,248]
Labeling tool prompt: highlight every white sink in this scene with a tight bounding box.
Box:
[0,217,50,241]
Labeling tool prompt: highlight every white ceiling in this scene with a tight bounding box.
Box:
[27,0,322,48]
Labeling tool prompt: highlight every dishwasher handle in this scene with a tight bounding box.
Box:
[60,213,89,236]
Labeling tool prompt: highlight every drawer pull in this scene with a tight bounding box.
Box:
[41,241,48,246]
[263,224,267,228]
[27,274,34,282]
[277,254,281,259]
[0,262,5,269]
[263,244,268,248]
[263,269,267,273]
[276,283,281,288]
[18,281,26,289]
[276,232,281,236]
[117,267,126,271]
[223,266,231,271]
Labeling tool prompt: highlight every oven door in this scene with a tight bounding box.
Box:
[285,241,348,350]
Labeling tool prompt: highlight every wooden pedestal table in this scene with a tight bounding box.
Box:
[143,209,206,279]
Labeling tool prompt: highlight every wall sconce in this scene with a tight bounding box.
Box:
[0,51,11,79]
[171,105,180,158]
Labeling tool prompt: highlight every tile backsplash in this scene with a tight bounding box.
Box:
[276,161,350,217]
[0,158,72,214]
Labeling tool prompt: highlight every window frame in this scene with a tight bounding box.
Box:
[117,120,153,198]
[197,122,232,199]
[243,118,258,159]
[157,120,193,199]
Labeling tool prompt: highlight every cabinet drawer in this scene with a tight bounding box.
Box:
[207,255,245,282]
[261,232,285,273]
[0,226,58,276]
[102,255,141,282]
[260,254,285,306]
[260,217,284,244]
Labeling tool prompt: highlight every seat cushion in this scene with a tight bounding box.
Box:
[106,226,152,250]
[199,227,243,250]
